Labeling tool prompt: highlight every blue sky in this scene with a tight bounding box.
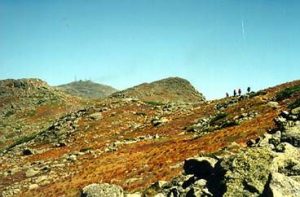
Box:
[0,0,299,99]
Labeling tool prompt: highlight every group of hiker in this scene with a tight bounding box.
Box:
[226,87,251,97]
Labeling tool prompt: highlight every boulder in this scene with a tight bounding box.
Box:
[221,147,274,196]
[81,183,124,197]
[281,125,300,147]
[267,101,279,109]
[25,168,40,178]
[183,157,218,178]
[291,107,300,115]
[89,112,102,120]
[267,172,300,197]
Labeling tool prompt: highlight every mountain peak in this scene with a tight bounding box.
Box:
[111,76,205,103]
[57,80,117,99]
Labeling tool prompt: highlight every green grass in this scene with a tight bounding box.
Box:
[210,113,228,125]
[4,110,14,117]
[220,120,239,128]
[144,100,165,106]
[3,132,39,152]
[276,85,300,101]
[288,99,300,109]
[249,90,267,98]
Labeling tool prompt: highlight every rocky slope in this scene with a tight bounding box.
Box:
[0,78,299,197]
[57,80,117,99]
[111,77,205,103]
[0,78,83,150]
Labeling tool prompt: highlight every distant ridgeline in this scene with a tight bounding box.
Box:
[57,80,118,99]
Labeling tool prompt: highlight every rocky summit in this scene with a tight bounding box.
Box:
[57,80,118,99]
[111,77,206,103]
[0,77,300,197]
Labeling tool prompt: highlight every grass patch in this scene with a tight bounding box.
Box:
[3,132,38,152]
[220,120,239,128]
[249,90,267,98]
[144,101,164,106]
[4,110,14,117]
[288,99,300,109]
[276,85,300,101]
[210,113,228,125]
[27,109,36,117]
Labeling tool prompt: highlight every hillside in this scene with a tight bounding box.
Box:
[0,78,83,150]
[111,77,205,103]
[57,80,117,99]
[0,78,299,197]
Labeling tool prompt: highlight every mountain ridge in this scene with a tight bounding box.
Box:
[111,77,206,103]
[57,80,118,99]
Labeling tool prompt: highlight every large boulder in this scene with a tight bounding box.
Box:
[183,157,218,178]
[221,147,274,196]
[81,183,124,197]
[267,172,300,197]
[281,125,300,147]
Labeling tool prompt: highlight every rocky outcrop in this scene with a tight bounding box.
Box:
[0,78,81,150]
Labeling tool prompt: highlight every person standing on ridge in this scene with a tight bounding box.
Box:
[226,92,229,97]
[238,88,242,96]
[233,89,237,97]
[247,87,251,93]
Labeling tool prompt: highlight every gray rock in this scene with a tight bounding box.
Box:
[151,117,168,127]
[29,184,39,190]
[68,154,77,162]
[150,181,168,191]
[36,175,48,184]
[81,183,124,197]
[267,101,279,109]
[89,112,102,120]
[25,168,40,178]
[281,125,300,147]
[275,117,287,125]
[291,107,300,115]
[221,147,274,196]
[267,172,300,197]
[186,186,213,197]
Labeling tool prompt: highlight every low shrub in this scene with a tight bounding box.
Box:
[288,99,300,109]
[220,120,239,128]
[144,101,164,106]
[275,85,300,101]
[210,113,228,125]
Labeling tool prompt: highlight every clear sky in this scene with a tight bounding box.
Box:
[0,0,299,99]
